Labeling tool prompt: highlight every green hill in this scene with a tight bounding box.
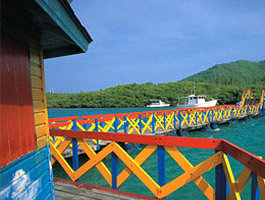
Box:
[47,60,265,108]
[183,60,265,85]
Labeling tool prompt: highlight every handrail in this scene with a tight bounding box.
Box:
[49,129,265,199]
[50,129,265,179]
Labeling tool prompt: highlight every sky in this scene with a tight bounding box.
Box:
[45,0,265,93]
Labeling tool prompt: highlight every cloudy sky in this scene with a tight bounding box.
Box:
[45,0,265,93]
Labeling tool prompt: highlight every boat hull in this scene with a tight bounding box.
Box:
[146,104,170,108]
[178,100,217,109]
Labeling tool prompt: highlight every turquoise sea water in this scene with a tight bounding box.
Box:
[49,108,265,199]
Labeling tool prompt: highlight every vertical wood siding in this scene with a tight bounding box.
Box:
[30,48,50,150]
[0,32,36,168]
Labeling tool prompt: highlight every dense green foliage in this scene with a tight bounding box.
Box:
[183,60,265,85]
[47,60,265,108]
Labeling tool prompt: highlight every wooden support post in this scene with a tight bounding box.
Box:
[173,111,177,134]
[124,116,127,133]
[112,152,118,189]
[158,146,166,186]
[114,116,118,133]
[72,120,79,172]
[163,112,166,130]
[178,112,182,129]
[215,150,227,200]
[95,119,99,151]
[139,114,142,134]
[195,111,198,125]
[152,114,155,134]
[251,173,260,200]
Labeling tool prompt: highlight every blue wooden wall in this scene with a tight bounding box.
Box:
[0,145,54,200]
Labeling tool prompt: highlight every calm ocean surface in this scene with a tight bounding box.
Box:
[49,108,265,199]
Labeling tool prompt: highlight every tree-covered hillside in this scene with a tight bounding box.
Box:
[47,81,264,108]
[47,60,265,108]
[183,60,265,85]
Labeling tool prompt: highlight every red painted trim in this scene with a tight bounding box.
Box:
[77,119,95,125]
[50,129,222,150]
[54,177,157,200]
[49,121,71,128]
[220,140,265,178]
[48,116,79,122]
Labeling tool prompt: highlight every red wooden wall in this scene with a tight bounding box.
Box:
[0,32,36,168]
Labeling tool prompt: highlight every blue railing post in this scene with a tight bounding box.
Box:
[251,173,260,200]
[195,110,198,125]
[173,111,177,132]
[212,109,214,123]
[158,146,166,186]
[72,119,79,172]
[95,119,99,151]
[178,111,182,129]
[139,114,142,134]
[114,116,118,133]
[152,114,156,134]
[112,152,118,189]
[215,150,227,200]
[124,116,127,133]
[163,112,166,130]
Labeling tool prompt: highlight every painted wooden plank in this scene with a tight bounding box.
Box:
[34,112,47,126]
[78,139,112,186]
[112,143,160,197]
[14,170,50,199]
[30,63,42,77]
[35,181,52,200]
[117,145,157,187]
[33,101,45,113]
[159,152,222,199]
[221,153,241,200]
[227,167,251,200]
[31,76,43,89]
[50,143,74,179]
[30,51,40,65]
[165,146,215,199]
[37,135,48,150]
[35,123,48,138]
[257,176,265,199]
[73,142,115,181]
[50,130,222,150]
[32,89,44,101]
[0,147,48,191]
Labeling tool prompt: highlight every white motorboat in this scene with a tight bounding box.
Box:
[145,99,170,108]
[177,94,217,108]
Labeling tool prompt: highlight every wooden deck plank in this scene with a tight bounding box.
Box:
[54,181,145,200]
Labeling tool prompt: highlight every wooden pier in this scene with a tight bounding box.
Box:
[54,178,155,200]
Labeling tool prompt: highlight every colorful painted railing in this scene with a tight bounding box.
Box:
[49,104,262,149]
[49,129,265,199]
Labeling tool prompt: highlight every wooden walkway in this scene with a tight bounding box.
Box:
[54,179,154,200]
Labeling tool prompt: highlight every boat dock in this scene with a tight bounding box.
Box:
[54,178,154,200]
[49,90,265,155]
[46,90,265,199]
